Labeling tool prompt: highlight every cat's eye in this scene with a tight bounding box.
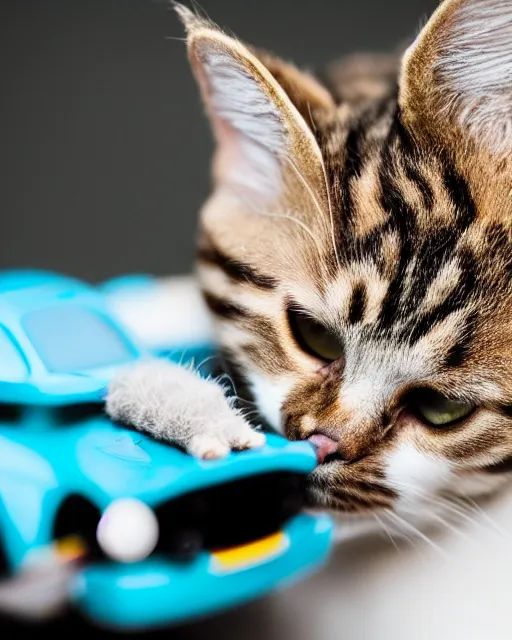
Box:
[288,309,343,362]
[409,388,474,427]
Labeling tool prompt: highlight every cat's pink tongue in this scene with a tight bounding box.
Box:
[308,434,339,464]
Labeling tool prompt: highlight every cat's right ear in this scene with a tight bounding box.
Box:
[400,0,512,157]
[175,4,334,207]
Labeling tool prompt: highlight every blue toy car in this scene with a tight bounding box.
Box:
[0,270,332,629]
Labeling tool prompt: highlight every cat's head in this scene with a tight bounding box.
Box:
[178,0,512,523]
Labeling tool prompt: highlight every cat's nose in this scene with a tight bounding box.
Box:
[308,433,339,464]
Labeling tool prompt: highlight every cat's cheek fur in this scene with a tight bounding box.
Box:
[246,372,293,434]
[385,442,453,497]
[385,442,454,524]
[385,444,510,529]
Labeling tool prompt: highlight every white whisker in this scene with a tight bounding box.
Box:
[285,156,325,225]
[252,207,329,273]
[392,481,481,528]
[240,408,262,420]
[213,372,237,392]
[388,480,509,549]
[402,502,477,547]
[195,355,217,372]
[452,495,510,539]
[381,511,418,550]
[386,510,449,558]
[318,152,342,273]
[373,513,401,552]
[285,155,341,275]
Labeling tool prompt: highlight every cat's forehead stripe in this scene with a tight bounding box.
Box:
[444,310,478,368]
[347,282,367,325]
[308,104,488,362]
[198,232,279,290]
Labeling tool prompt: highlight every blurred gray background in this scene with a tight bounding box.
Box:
[0,0,437,282]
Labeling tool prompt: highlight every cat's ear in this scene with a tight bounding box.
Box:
[175,4,334,205]
[400,0,512,156]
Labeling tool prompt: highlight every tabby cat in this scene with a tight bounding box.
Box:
[107,0,512,531]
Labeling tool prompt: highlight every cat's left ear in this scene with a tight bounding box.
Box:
[400,0,512,156]
[175,4,335,206]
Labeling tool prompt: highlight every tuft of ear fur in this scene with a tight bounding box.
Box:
[175,3,333,205]
[400,0,512,156]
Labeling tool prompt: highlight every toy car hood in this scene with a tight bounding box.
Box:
[0,419,332,629]
[0,420,317,567]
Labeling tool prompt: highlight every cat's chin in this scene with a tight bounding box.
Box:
[305,463,397,513]
[304,478,439,542]
[304,481,391,541]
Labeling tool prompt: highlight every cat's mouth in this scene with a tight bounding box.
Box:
[305,460,397,513]
[302,432,397,512]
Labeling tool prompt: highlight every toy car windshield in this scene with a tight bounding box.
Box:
[0,271,147,405]
[22,305,138,373]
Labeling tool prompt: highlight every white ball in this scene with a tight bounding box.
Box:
[96,498,159,563]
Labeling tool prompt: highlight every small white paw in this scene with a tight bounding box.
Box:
[106,359,266,461]
[226,423,266,451]
[189,434,231,460]
[187,419,266,460]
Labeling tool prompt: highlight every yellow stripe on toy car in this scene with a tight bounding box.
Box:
[211,532,289,573]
